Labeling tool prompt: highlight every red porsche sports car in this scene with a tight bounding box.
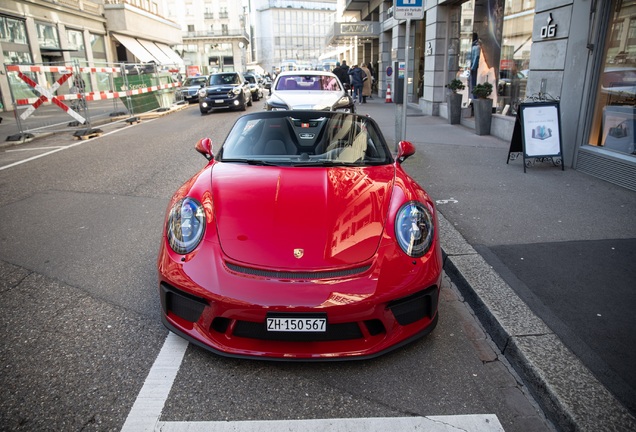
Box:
[158,110,443,360]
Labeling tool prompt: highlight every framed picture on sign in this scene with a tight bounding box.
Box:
[519,101,564,172]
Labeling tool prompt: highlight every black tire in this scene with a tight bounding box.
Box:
[200,107,208,114]
[247,94,253,107]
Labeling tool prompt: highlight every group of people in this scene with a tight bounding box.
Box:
[332,60,375,104]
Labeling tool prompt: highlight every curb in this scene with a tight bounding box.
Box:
[437,213,636,432]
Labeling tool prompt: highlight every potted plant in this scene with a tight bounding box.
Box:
[445,79,465,124]
[472,82,493,135]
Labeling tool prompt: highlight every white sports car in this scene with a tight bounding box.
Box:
[265,70,355,113]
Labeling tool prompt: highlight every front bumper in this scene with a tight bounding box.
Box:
[158,239,442,360]
[199,94,242,110]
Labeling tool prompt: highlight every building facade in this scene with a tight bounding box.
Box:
[162,0,250,75]
[250,0,338,75]
[0,0,183,111]
[342,0,636,191]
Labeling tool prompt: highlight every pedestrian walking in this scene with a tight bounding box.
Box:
[366,62,376,99]
[332,62,350,94]
[361,63,372,103]
[348,65,364,103]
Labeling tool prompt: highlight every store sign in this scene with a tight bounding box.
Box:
[337,22,380,37]
[540,13,557,39]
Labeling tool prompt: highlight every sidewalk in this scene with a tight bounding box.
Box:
[353,98,636,432]
[2,99,635,431]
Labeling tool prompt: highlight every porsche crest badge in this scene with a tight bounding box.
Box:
[293,248,304,259]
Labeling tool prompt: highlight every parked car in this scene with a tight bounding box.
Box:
[198,72,252,114]
[158,110,442,360]
[243,73,264,101]
[265,70,355,112]
[176,76,208,103]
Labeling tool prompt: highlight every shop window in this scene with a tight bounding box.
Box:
[452,1,533,116]
[588,0,636,157]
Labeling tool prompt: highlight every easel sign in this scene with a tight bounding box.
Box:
[519,101,564,172]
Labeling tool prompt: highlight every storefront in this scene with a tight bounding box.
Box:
[578,0,636,190]
[411,0,636,190]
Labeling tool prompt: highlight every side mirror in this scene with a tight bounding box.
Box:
[195,137,214,161]
[396,140,415,163]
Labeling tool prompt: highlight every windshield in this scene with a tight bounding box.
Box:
[209,74,240,85]
[184,77,207,87]
[219,111,393,167]
[244,75,257,84]
[275,75,342,91]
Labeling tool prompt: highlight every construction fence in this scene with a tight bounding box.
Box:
[3,60,183,140]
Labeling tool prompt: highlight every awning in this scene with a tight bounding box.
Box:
[156,43,184,66]
[137,39,174,65]
[112,33,158,63]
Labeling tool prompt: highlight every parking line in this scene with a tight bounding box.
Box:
[156,415,504,431]
[120,332,189,432]
[122,334,504,432]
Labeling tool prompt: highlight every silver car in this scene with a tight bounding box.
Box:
[265,71,355,112]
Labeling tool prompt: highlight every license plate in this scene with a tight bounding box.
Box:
[215,99,224,103]
[266,317,326,332]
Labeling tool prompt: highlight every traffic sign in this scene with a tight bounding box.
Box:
[394,0,424,20]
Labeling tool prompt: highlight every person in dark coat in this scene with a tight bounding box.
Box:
[332,62,350,93]
[348,64,364,103]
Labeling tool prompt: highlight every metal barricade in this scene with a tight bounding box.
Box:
[4,60,181,141]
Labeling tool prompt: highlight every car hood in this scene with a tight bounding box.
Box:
[204,84,237,94]
[210,163,395,269]
[271,91,345,110]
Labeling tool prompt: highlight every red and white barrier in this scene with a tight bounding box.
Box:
[6,64,178,123]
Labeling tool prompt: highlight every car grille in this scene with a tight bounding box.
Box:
[225,262,371,280]
[160,283,207,323]
[387,286,438,325]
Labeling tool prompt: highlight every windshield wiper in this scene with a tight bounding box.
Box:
[221,158,279,166]
[290,160,367,167]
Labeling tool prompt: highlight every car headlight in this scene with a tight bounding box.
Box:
[395,201,434,257]
[231,87,241,95]
[167,197,206,254]
[198,88,207,98]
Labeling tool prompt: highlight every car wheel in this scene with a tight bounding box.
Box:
[247,94,253,107]
[200,107,208,114]
[253,93,259,102]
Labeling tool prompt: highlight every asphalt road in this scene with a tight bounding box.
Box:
[0,103,554,431]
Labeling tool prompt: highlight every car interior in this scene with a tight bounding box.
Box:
[220,113,389,164]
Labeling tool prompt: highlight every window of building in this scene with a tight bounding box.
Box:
[1,16,28,44]
[588,0,636,157]
[452,0,533,116]
[90,33,106,61]
[187,24,195,33]
[67,29,86,61]
[36,22,60,49]
[1,16,31,64]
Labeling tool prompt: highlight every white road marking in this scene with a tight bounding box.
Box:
[155,415,505,431]
[0,120,144,171]
[122,333,504,432]
[6,146,65,152]
[120,332,189,432]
